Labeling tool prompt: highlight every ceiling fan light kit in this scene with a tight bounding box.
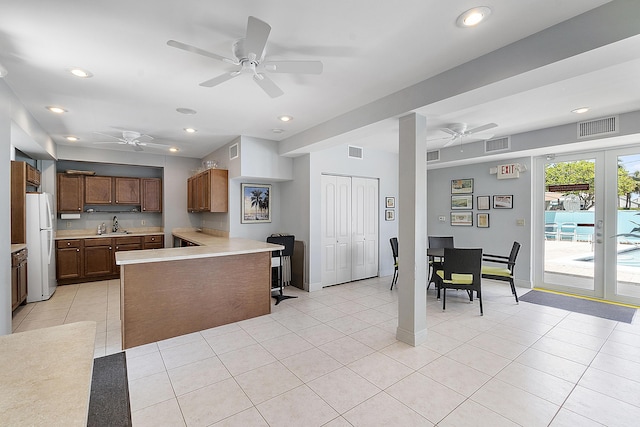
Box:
[168,16,323,98]
[93,130,174,152]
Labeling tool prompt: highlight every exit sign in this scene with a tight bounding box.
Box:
[497,163,520,179]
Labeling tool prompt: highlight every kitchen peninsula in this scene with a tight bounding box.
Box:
[116,231,283,349]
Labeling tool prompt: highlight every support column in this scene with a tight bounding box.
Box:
[396,113,428,346]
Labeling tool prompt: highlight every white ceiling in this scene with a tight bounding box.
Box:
[1,0,639,159]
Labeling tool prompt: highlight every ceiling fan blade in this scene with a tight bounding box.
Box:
[93,131,124,142]
[253,73,284,98]
[133,144,144,152]
[244,16,271,60]
[439,128,458,137]
[466,123,497,135]
[426,135,453,142]
[263,60,323,74]
[442,138,458,148]
[167,40,236,64]
[199,72,239,87]
[142,142,172,149]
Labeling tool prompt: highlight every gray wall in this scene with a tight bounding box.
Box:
[427,157,532,287]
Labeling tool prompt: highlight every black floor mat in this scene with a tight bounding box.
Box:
[87,352,132,427]
[520,290,637,323]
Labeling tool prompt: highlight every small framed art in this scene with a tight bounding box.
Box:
[477,195,490,210]
[385,197,395,208]
[451,178,473,194]
[477,213,490,228]
[451,211,473,226]
[451,195,473,210]
[493,195,513,209]
[241,183,272,223]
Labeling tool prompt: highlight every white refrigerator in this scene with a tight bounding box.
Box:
[26,192,57,302]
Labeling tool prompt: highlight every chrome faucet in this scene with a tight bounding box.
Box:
[112,216,119,233]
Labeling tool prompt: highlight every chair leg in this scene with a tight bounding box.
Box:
[510,279,519,304]
[442,288,446,311]
[478,289,483,316]
[390,270,398,290]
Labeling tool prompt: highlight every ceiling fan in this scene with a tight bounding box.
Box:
[431,122,498,147]
[167,16,323,98]
[93,131,170,152]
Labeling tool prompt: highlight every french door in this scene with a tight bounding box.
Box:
[538,148,640,306]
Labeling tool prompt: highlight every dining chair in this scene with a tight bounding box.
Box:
[481,241,521,304]
[427,236,454,290]
[389,237,399,290]
[436,247,483,315]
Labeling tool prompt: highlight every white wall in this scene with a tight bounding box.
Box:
[427,156,532,287]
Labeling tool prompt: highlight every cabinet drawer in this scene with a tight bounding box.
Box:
[84,237,113,247]
[115,236,142,245]
[144,235,163,243]
[57,239,82,249]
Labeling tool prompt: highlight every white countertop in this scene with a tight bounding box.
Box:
[0,321,97,426]
[55,227,164,240]
[116,232,283,265]
[11,243,27,253]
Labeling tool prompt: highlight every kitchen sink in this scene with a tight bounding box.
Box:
[98,231,133,235]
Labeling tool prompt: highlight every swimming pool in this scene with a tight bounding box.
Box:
[579,247,640,267]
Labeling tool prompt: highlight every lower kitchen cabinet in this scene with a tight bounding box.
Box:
[84,238,114,278]
[11,249,28,311]
[143,235,164,249]
[56,240,83,281]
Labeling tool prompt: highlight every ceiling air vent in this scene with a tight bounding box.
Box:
[426,150,440,162]
[229,143,239,160]
[485,136,510,153]
[348,145,363,159]
[578,116,618,138]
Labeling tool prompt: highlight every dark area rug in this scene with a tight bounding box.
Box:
[87,351,132,427]
[520,290,637,323]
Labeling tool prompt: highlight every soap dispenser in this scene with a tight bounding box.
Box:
[112,216,119,233]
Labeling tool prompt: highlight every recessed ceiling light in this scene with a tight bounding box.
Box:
[169,147,179,152]
[176,107,197,115]
[571,107,590,114]
[272,128,285,134]
[184,128,197,133]
[65,136,79,142]
[46,106,67,114]
[68,68,93,78]
[456,6,492,27]
[278,115,293,122]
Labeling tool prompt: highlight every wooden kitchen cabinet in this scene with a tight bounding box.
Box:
[143,234,164,249]
[141,178,162,212]
[56,239,83,281]
[11,248,28,311]
[115,177,140,205]
[186,169,228,213]
[83,238,114,278]
[84,175,112,204]
[57,174,84,213]
[12,161,41,244]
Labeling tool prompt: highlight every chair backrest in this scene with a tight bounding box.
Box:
[389,237,398,261]
[428,236,454,249]
[508,241,521,272]
[267,235,295,257]
[443,248,482,283]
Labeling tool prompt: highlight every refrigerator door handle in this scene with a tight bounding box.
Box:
[47,228,54,265]
[44,193,54,230]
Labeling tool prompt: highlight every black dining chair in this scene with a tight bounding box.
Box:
[266,235,298,305]
[436,247,484,315]
[389,237,399,290]
[427,236,454,290]
[481,241,521,304]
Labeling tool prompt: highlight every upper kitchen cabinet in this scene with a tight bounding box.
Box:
[84,176,112,204]
[141,178,162,212]
[187,169,228,213]
[115,177,140,205]
[57,173,84,213]
[11,161,41,244]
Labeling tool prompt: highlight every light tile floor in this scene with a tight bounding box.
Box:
[11,277,640,426]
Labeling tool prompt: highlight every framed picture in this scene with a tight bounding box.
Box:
[385,197,395,208]
[477,213,490,228]
[241,183,272,223]
[385,209,395,221]
[451,195,473,210]
[493,195,513,209]
[451,178,473,194]
[477,196,490,210]
[451,211,473,226]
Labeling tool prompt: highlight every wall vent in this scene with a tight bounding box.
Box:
[348,145,363,159]
[426,150,440,162]
[578,116,618,138]
[485,136,510,153]
[229,143,239,160]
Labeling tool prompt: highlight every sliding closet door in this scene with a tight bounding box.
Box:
[352,177,379,280]
[321,175,352,286]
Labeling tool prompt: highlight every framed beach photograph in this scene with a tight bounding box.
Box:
[493,194,513,209]
[385,196,395,209]
[477,195,490,210]
[385,209,395,221]
[477,213,490,228]
[451,195,473,210]
[241,183,271,223]
[451,211,473,226]
[451,178,474,194]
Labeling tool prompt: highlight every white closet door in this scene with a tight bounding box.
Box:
[335,176,352,284]
[363,178,379,278]
[321,175,338,286]
[352,177,379,280]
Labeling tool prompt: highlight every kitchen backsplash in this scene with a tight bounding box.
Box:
[56,212,162,233]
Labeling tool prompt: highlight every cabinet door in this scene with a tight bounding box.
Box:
[18,261,28,304]
[115,177,140,205]
[57,174,84,212]
[200,170,211,211]
[84,241,113,277]
[141,178,162,212]
[143,235,164,249]
[56,246,83,280]
[187,177,195,212]
[84,176,112,204]
[26,164,41,186]
[209,169,228,212]
[11,265,19,309]
[113,237,143,273]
